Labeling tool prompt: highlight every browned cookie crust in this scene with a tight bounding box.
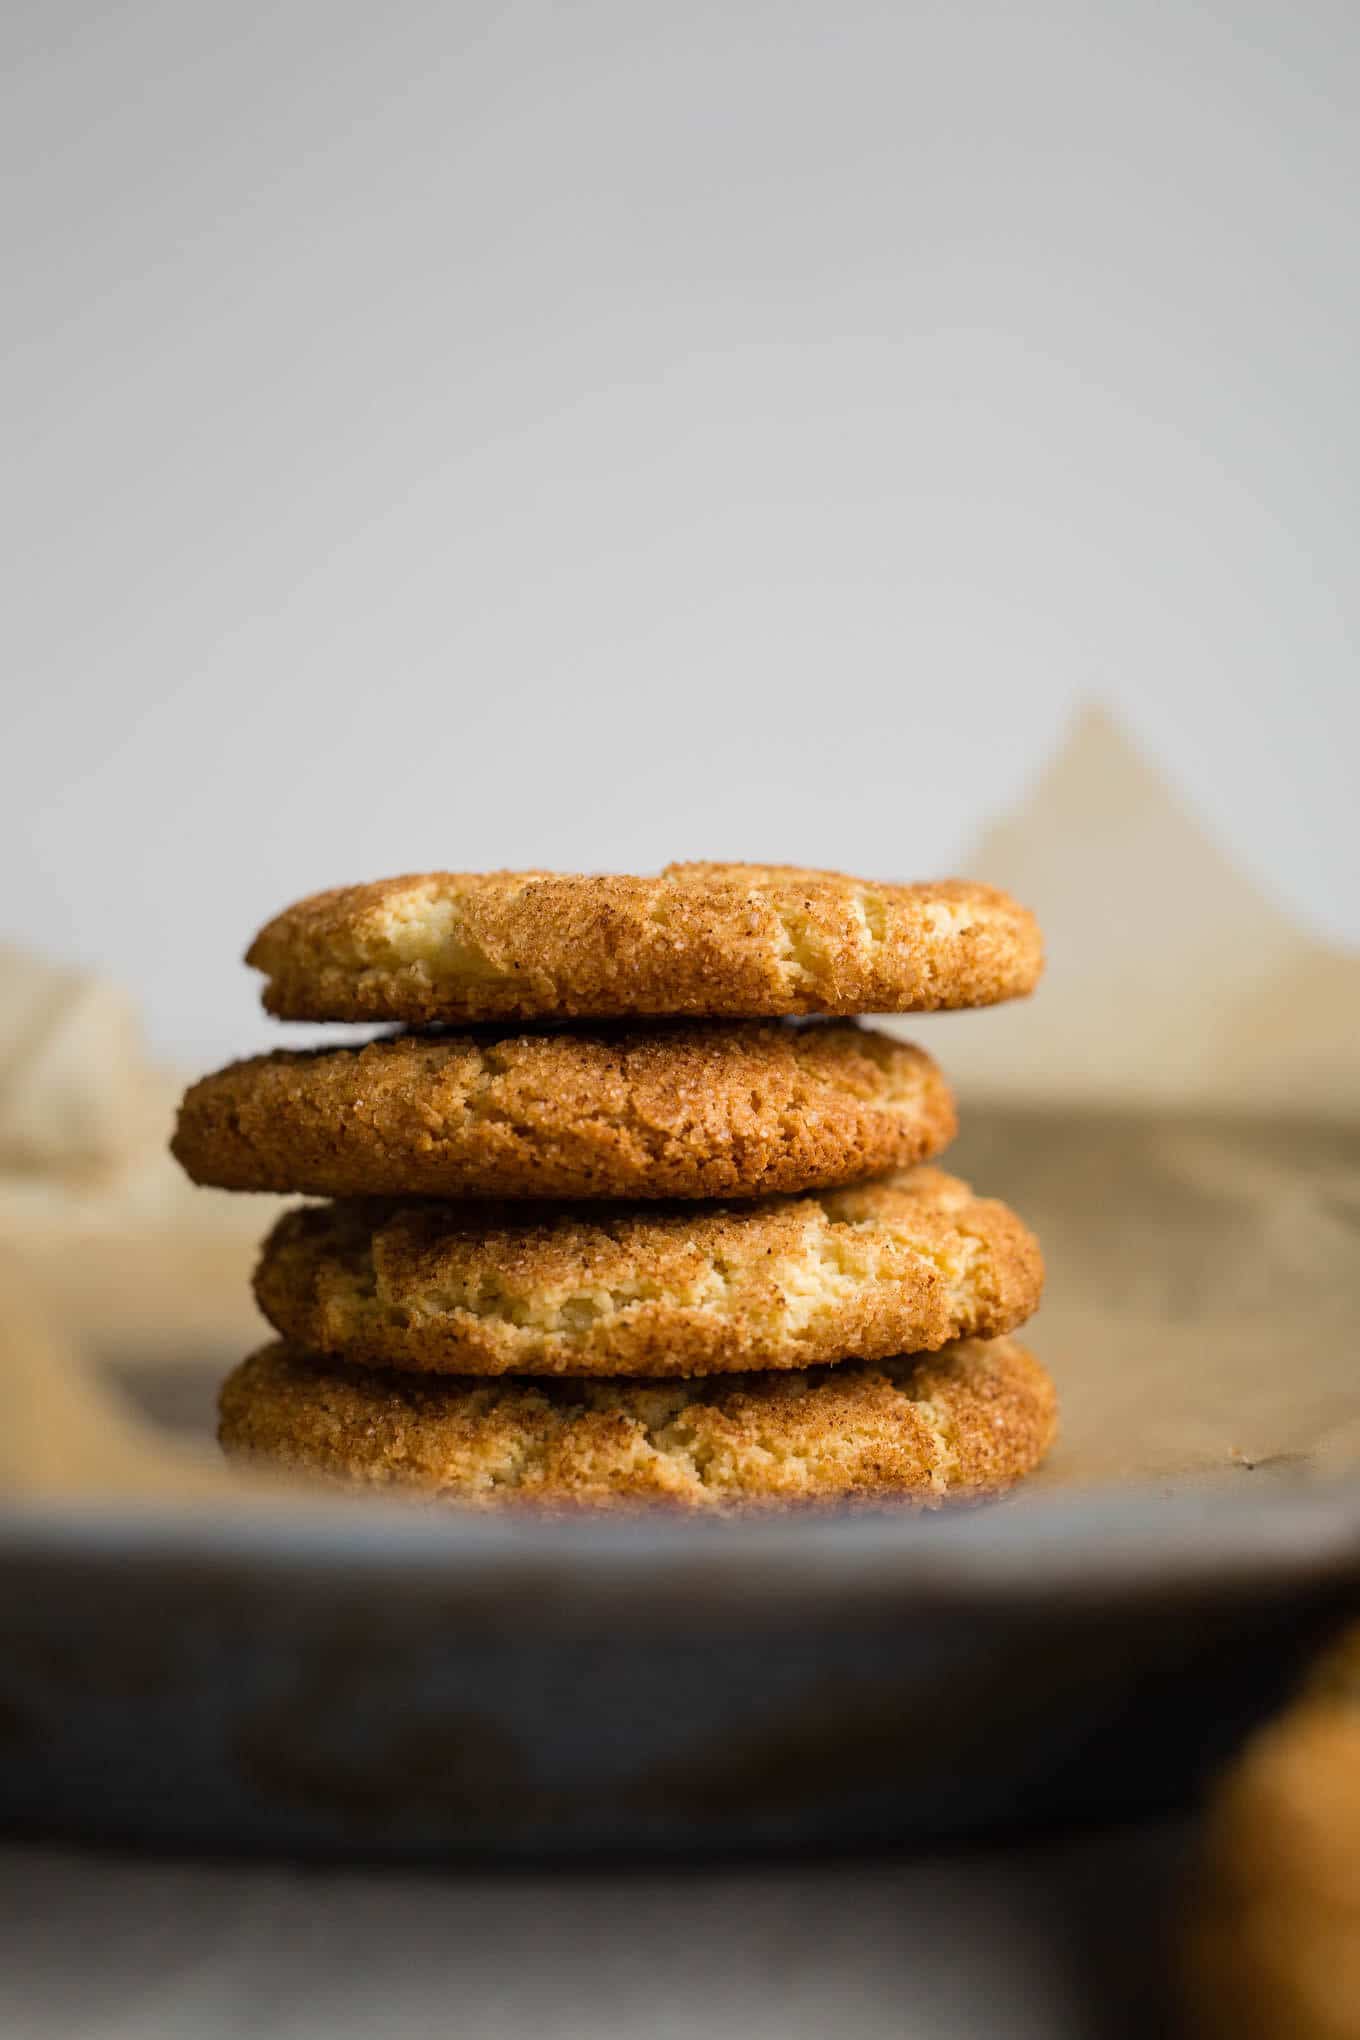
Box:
[246,864,1043,1024]
[172,1022,957,1202]
[218,1336,1058,1510]
[253,1166,1043,1378]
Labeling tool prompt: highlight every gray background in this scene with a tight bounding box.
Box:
[3,0,1356,1063]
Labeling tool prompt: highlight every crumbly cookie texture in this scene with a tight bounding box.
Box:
[246,864,1043,1023]
[218,1335,1057,1510]
[1187,1625,1360,2040]
[252,1165,1043,1378]
[172,1022,957,1202]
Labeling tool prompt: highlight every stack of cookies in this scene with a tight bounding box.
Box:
[173,864,1055,1512]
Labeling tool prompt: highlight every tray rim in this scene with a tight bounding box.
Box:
[3,1474,1359,1623]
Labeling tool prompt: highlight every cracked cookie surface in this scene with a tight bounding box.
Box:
[218,1335,1057,1509]
[253,1165,1043,1377]
[173,1022,956,1201]
[247,863,1043,1023]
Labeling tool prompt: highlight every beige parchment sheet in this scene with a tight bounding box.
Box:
[952,1105,1360,1492]
[2,707,1357,1505]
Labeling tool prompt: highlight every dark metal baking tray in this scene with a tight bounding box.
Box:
[2,1476,1357,1860]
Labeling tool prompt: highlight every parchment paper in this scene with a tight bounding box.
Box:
[920,706,1360,1120]
[951,1103,1360,1490]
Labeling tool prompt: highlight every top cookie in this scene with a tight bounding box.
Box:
[247,864,1043,1024]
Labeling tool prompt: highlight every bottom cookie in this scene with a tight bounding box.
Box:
[218,1337,1057,1511]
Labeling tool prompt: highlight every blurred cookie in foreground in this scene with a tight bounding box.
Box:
[1187,1623,1360,2040]
[247,864,1043,1024]
[172,1021,957,1202]
[253,1166,1043,1379]
[218,1335,1057,1511]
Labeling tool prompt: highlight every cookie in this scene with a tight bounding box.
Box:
[246,864,1042,1024]
[172,1021,957,1202]
[1187,1625,1360,2040]
[253,1165,1043,1378]
[218,1335,1057,1510]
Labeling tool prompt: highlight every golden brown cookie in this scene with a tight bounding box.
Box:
[1187,1625,1360,2040]
[172,1022,956,1202]
[218,1335,1057,1510]
[253,1166,1043,1378]
[246,864,1042,1024]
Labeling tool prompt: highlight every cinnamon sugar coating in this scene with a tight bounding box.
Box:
[219,1335,1057,1509]
[173,1022,956,1201]
[253,1166,1043,1378]
[246,864,1043,1024]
